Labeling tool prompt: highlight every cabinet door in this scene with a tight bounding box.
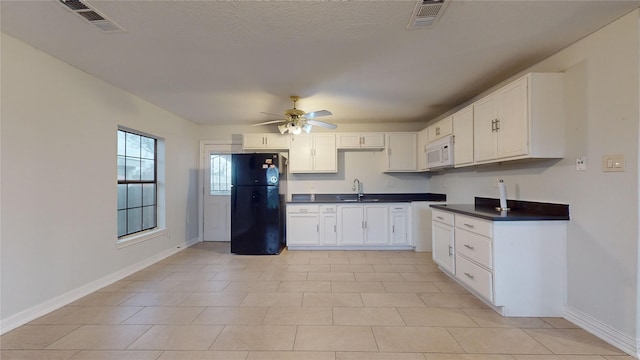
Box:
[338,205,364,245]
[417,128,429,171]
[312,134,337,172]
[390,205,409,245]
[264,134,290,149]
[286,213,319,245]
[288,135,314,173]
[319,207,338,245]
[364,205,389,245]
[453,105,474,167]
[243,134,266,149]
[496,77,529,159]
[336,133,362,148]
[361,133,385,148]
[427,116,453,143]
[385,133,418,171]
[473,95,498,162]
[432,221,455,274]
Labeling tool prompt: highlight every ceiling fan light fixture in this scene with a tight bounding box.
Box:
[278,124,288,134]
[302,124,312,134]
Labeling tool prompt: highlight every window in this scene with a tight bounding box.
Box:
[210,154,231,195]
[117,129,157,238]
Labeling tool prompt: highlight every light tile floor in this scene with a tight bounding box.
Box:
[1,242,633,360]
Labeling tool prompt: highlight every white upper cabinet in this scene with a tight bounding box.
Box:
[473,73,565,164]
[336,133,385,149]
[384,132,418,172]
[427,116,453,144]
[288,134,337,173]
[243,133,290,150]
[452,105,474,167]
[417,128,429,171]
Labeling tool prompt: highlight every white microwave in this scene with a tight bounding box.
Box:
[426,135,454,169]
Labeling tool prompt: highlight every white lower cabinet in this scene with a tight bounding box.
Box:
[432,210,455,274]
[287,203,413,249]
[319,205,338,245]
[338,204,389,246]
[432,210,567,317]
[389,204,410,246]
[286,205,320,246]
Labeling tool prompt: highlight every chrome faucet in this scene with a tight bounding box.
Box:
[352,178,363,199]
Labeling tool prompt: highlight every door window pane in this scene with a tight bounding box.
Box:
[210,154,231,195]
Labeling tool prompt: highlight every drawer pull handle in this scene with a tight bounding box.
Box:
[436,216,444,220]
[463,223,475,229]
[464,272,475,279]
[464,244,475,250]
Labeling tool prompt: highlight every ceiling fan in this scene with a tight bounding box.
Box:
[253,96,337,135]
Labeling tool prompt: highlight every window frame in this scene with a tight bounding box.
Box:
[117,128,162,243]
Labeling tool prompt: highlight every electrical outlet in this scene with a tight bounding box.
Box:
[386,179,396,188]
[576,156,586,171]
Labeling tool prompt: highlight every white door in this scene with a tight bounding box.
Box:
[203,144,238,241]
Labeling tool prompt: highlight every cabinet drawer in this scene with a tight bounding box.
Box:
[389,204,408,213]
[455,214,492,238]
[455,228,493,269]
[432,209,454,226]
[456,254,493,302]
[287,205,319,214]
[320,205,337,214]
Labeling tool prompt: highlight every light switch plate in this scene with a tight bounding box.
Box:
[602,154,625,172]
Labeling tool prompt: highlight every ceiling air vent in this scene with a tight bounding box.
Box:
[58,0,125,33]
[407,0,449,30]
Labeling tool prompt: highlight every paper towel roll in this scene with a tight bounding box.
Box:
[498,179,507,209]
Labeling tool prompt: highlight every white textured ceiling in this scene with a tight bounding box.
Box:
[2,0,639,126]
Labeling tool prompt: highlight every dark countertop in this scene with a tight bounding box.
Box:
[430,197,569,221]
[288,193,446,204]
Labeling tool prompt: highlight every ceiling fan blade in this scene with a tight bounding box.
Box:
[304,110,332,119]
[306,119,337,129]
[252,119,288,126]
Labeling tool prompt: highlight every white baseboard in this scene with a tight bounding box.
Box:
[565,305,638,358]
[0,237,198,335]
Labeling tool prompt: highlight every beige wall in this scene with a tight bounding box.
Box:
[428,10,639,351]
[0,33,201,329]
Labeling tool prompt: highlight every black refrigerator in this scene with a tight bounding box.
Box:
[230,153,285,255]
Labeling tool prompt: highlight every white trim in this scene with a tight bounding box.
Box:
[565,305,637,357]
[0,237,198,335]
[116,227,168,248]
